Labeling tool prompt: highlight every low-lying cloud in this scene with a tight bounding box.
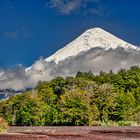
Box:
[0,47,140,90]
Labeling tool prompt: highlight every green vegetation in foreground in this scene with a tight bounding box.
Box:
[1,66,140,126]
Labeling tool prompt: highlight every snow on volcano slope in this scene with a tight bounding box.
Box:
[46,28,138,64]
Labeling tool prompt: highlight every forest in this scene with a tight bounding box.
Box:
[0,66,140,126]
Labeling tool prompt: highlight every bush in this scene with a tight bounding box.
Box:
[0,118,8,132]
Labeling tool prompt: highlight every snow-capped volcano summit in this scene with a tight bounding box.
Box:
[46,27,138,63]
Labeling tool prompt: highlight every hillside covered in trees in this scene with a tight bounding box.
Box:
[1,66,140,126]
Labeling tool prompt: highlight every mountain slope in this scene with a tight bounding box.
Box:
[1,27,140,90]
[24,28,140,88]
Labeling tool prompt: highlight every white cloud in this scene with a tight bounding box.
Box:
[0,47,140,90]
[46,0,104,15]
[49,0,81,14]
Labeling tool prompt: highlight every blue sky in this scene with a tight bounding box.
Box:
[0,0,140,68]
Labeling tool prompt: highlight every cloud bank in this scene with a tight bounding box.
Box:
[0,47,140,90]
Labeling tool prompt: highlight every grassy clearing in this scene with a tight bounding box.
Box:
[97,121,140,126]
[0,118,8,132]
[90,120,140,126]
